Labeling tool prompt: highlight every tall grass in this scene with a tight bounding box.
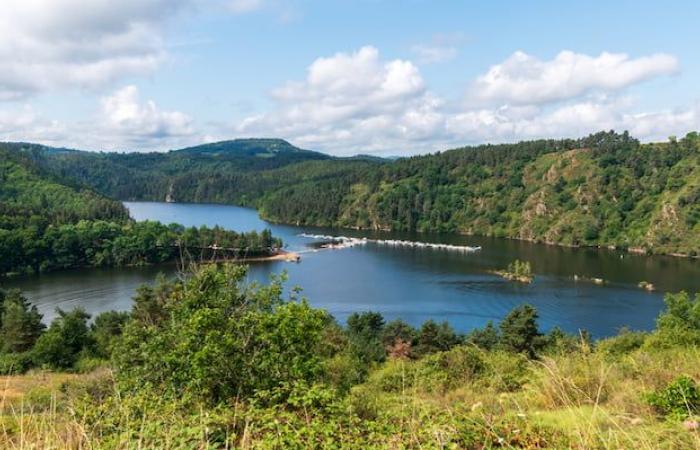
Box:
[2,347,700,448]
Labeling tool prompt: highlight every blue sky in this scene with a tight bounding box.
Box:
[1,0,699,155]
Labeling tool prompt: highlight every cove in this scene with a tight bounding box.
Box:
[5,201,700,338]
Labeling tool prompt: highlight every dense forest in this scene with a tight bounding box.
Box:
[0,146,282,275]
[14,131,700,257]
[1,263,700,448]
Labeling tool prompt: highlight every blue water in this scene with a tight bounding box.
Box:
[5,201,700,338]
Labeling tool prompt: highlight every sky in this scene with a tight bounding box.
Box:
[1,0,699,156]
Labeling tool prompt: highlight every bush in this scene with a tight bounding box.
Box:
[0,351,33,375]
[597,328,646,356]
[115,263,330,404]
[645,375,700,420]
[90,310,130,358]
[32,308,93,369]
[419,345,486,391]
[466,321,500,350]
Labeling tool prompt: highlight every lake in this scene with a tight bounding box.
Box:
[5,201,700,337]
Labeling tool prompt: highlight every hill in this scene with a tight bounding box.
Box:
[0,143,283,275]
[12,130,700,257]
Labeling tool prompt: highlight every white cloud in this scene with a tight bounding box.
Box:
[471,50,679,105]
[411,44,458,64]
[0,105,69,144]
[100,85,194,143]
[0,0,192,100]
[0,86,200,151]
[237,46,446,155]
[232,47,697,155]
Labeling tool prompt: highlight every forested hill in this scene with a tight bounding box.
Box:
[11,131,700,257]
[0,145,129,229]
[0,143,282,275]
[13,138,333,202]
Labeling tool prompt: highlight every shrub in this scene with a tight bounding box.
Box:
[346,311,386,366]
[597,328,646,356]
[645,375,700,420]
[0,351,33,375]
[115,263,330,404]
[419,345,486,391]
[649,292,700,347]
[90,310,130,358]
[32,308,94,369]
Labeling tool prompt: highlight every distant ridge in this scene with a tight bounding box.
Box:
[173,138,329,159]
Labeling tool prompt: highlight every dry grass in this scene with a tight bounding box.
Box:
[1,349,700,449]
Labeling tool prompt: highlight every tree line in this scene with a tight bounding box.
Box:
[27,131,700,256]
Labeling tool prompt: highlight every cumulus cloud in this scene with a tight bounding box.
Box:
[471,50,679,105]
[229,46,696,155]
[0,86,199,151]
[237,46,446,154]
[0,0,192,100]
[100,85,194,144]
[0,105,70,146]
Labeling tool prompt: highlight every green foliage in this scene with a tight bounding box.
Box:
[32,308,93,369]
[381,319,417,347]
[115,263,329,404]
[0,289,45,353]
[466,320,500,350]
[27,131,700,256]
[499,304,543,358]
[0,143,283,275]
[0,351,33,375]
[346,311,387,366]
[507,259,532,278]
[648,291,700,347]
[646,375,700,420]
[597,328,647,356]
[413,319,461,357]
[90,310,130,358]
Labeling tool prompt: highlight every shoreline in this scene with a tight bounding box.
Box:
[125,201,698,260]
[238,250,300,263]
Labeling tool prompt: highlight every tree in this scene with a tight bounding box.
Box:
[499,304,542,358]
[381,319,417,348]
[91,310,130,358]
[466,321,500,350]
[382,319,417,359]
[0,290,45,353]
[414,320,461,357]
[346,311,386,365]
[115,264,329,404]
[32,308,93,369]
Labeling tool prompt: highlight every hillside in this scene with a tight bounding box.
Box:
[0,145,129,230]
[0,143,282,275]
[21,138,331,203]
[14,130,700,256]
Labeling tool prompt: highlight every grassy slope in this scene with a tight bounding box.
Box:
[2,346,699,449]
